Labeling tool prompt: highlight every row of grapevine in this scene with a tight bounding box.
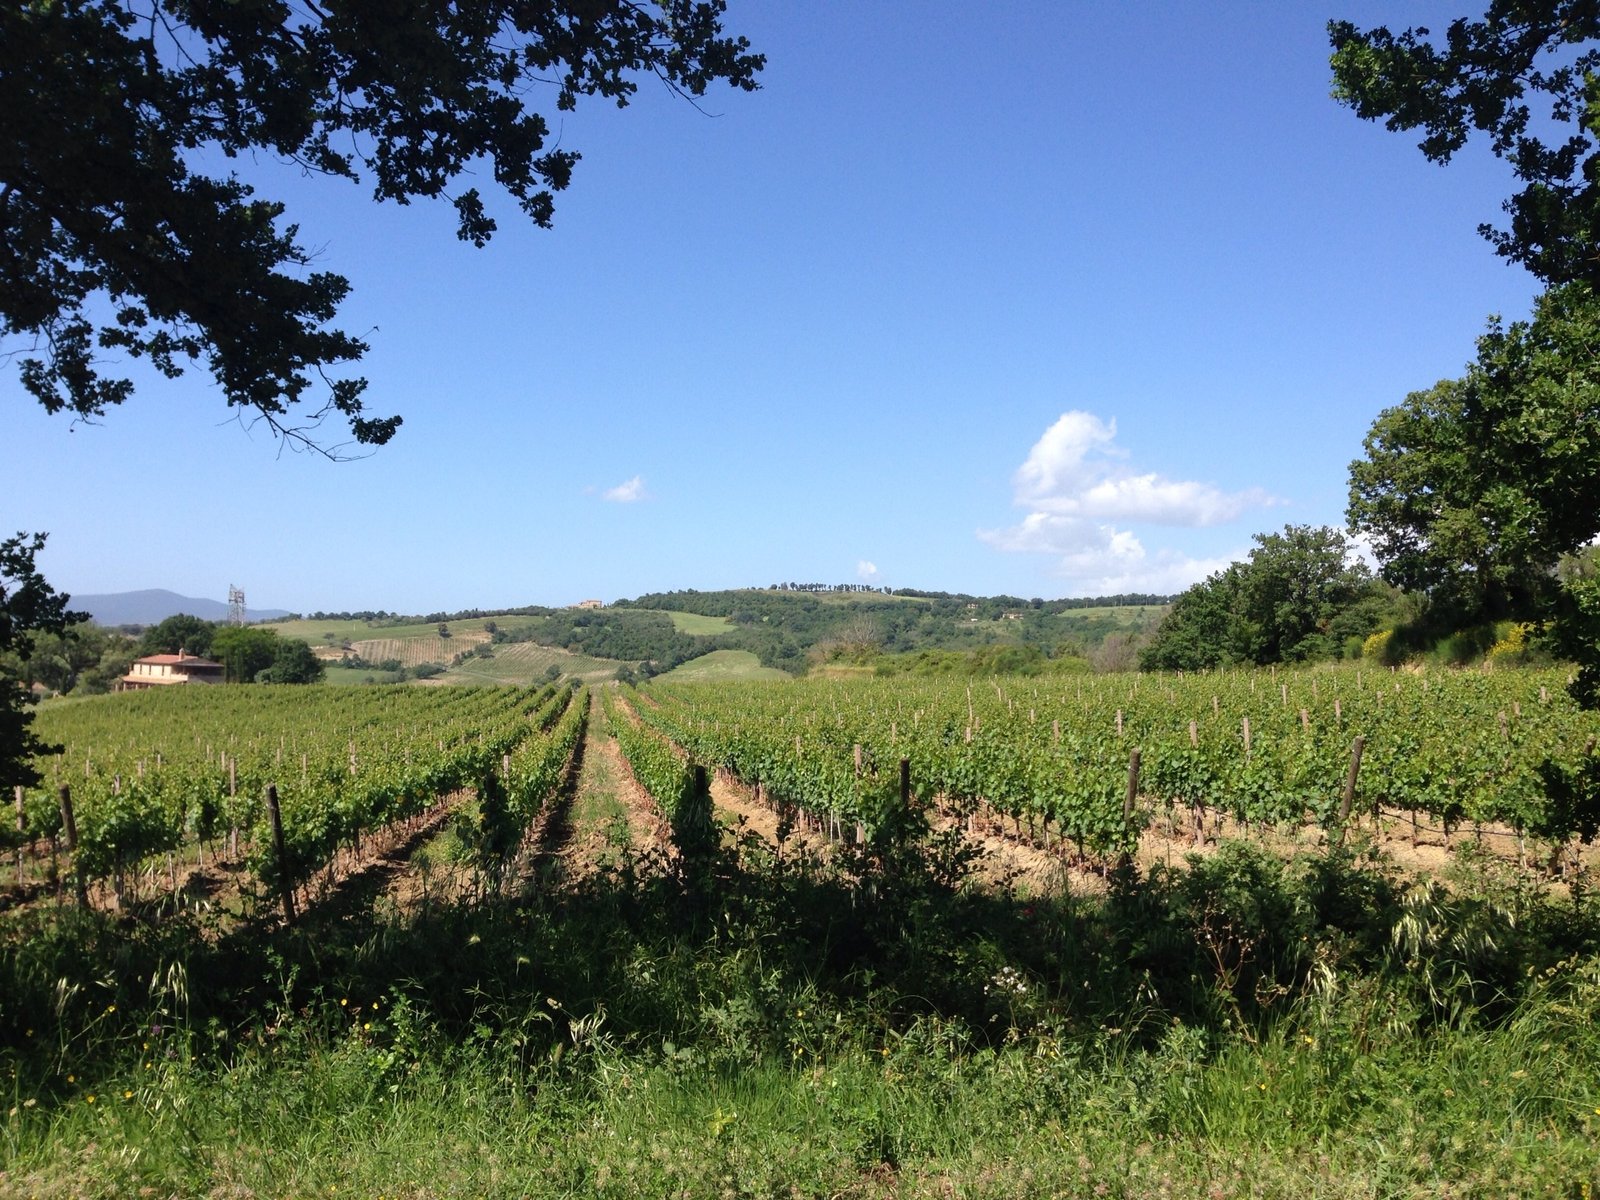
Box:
[601,691,715,856]
[455,687,588,891]
[11,683,563,906]
[634,666,1600,858]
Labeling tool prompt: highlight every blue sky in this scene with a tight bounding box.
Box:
[3,3,1542,614]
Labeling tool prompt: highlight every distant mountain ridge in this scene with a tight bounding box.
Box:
[73,589,294,627]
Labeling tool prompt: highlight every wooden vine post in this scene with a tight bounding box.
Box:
[58,784,87,907]
[1119,747,1141,869]
[13,785,23,885]
[266,786,297,926]
[1335,736,1366,846]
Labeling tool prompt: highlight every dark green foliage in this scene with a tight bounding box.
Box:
[1554,549,1600,706]
[1332,9,1600,701]
[3,0,762,449]
[1347,285,1600,697]
[13,620,135,695]
[136,613,216,659]
[0,532,83,790]
[527,609,708,670]
[257,638,325,684]
[614,588,1165,675]
[1330,4,1600,289]
[1140,526,1386,671]
[209,625,279,682]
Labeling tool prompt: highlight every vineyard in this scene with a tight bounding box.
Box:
[10,665,1600,915]
[348,631,489,668]
[5,683,585,916]
[624,665,1600,866]
[4,667,1600,1198]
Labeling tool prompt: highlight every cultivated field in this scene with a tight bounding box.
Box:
[441,640,623,685]
[259,615,527,644]
[5,665,1599,1198]
[652,648,789,682]
[349,631,489,667]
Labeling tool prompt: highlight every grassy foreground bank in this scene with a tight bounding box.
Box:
[3,830,1598,1198]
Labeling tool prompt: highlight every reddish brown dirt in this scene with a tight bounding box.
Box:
[588,729,668,857]
[2,795,467,929]
[707,770,832,857]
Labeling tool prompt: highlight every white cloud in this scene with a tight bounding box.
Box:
[1014,411,1272,526]
[982,411,1274,593]
[856,560,879,581]
[602,475,647,503]
[978,515,1237,594]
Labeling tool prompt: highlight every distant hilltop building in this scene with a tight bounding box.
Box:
[119,650,225,690]
[574,599,604,610]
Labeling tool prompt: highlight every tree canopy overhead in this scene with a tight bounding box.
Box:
[1,0,763,452]
[0,534,83,789]
[1330,3,1600,288]
[1348,282,1600,627]
[1333,2,1600,701]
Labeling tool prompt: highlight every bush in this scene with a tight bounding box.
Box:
[1362,628,1394,662]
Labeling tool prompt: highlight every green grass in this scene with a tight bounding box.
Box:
[663,610,735,635]
[1054,603,1166,626]
[259,615,535,645]
[655,649,791,682]
[6,891,1597,1198]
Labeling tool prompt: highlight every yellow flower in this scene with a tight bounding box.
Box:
[66,1074,75,1084]
[85,1095,95,1104]
[123,1090,133,1100]
[105,1004,115,1014]
[340,998,348,1007]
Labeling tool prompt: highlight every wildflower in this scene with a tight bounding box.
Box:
[340,998,348,1007]
[123,1090,132,1100]
[86,1095,95,1104]
[66,1074,75,1084]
